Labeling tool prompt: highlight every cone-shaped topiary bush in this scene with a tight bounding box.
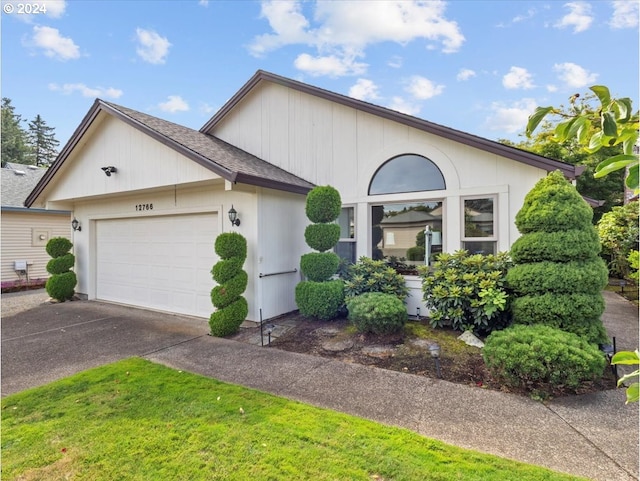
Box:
[507,170,609,345]
[296,185,344,320]
[45,237,77,301]
[209,232,248,337]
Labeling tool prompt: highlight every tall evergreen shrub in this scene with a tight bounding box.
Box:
[295,186,345,320]
[507,170,609,345]
[209,232,248,337]
[45,237,77,301]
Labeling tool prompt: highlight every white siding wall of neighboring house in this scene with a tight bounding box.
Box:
[211,82,549,256]
[1,211,71,283]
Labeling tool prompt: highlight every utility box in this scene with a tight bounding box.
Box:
[14,260,27,271]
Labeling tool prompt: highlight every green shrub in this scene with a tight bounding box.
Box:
[304,223,341,252]
[214,232,247,259]
[295,280,344,321]
[45,237,73,258]
[210,232,248,337]
[340,256,409,301]
[46,253,75,275]
[597,201,639,279]
[210,271,248,308]
[483,324,606,394]
[347,292,407,335]
[406,246,425,261]
[300,252,340,282]
[506,259,608,296]
[628,250,639,284]
[419,250,512,334]
[510,229,601,263]
[305,186,342,223]
[45,237,76,301]
[511,293,608,344]
[45,271,77,302]
[509,171,609,345]
[209,297,249,337]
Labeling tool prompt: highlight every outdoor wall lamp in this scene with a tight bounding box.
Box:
[101,166,117,177]
[228,205,241,226]
[71,218,82,232]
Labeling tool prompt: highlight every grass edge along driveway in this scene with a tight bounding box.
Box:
[1,358,587,481]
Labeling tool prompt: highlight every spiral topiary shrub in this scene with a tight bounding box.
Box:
[507,171,609,345]
[45,237,76,301]
[483,324,606,394]
[347,292,407,335]
[296,185,345,320]
[209,232,248,337]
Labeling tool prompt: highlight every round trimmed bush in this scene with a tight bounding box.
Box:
[295,280,344,320]
[46,253,75,275]
[215,232,247,259]
[209,297,249,337]
[45,271,77,302]
[304,223,341,252]
[300,252,340,282]
[510,229,601,263]
[305,186,341,223]
[483,324,606,393]
[406,246,425,261]
[347,292,407,335]
[46,237,73,258]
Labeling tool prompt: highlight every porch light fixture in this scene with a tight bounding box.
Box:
[101,166,117,177]
[71,218,82,232]
[228,205,241,226]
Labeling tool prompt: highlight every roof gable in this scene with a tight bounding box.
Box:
[25,100,314,207]
[200,70,583,180]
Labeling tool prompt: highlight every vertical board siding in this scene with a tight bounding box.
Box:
[1,211,71,282]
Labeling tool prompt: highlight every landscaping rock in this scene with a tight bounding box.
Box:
[458,330,485,348]
[321,338,354,352]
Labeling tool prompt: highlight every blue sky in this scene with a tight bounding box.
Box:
[2,0,638,149]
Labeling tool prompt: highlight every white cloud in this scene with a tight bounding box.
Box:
[405,76,444,100]
[49,83,123,99]
[158,95,189,113]
[388,55,403,69]
[387,96,421,116]
[30,26,80,60]
[294,53,367,77]
[486,98,537,134]
[348,79,380,101]
[512,8,536,23]
[555,2,593,33]
[502,66,534,90]
[249,0,464,77]
[610,1,639,29]
[457,68,476,81]
[199,0,209,6]
[199,103,216,114]
[546,84,559,92]
[553,62,598,88]
[135,28,171,64]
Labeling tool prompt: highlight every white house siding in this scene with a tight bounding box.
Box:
[255,189,308,320]
[209,81,548,257]
[1,210,71,283]
[31,114,221,209]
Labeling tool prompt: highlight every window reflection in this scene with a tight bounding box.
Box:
[369,154,445,195]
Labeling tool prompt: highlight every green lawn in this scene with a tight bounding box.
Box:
[1,358,586,481]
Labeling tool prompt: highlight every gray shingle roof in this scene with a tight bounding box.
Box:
[2,163,48,208]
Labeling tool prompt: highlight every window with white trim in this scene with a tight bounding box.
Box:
[335,206,356,263]
[461,196,497,255]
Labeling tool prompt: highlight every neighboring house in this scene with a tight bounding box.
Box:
[1,162,70,285]
[25,70,582,320]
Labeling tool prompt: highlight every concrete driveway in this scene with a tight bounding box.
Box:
[1,293,210,396]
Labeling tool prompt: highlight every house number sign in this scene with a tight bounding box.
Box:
[135,203,154,211]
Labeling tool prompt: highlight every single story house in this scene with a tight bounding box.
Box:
[25,70,582,321]
[2,162,70,286]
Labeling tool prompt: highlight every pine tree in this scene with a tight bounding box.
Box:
[28,114,59,167]
[1,98,30,166]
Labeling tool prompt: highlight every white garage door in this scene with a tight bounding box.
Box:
[96,213,218,318]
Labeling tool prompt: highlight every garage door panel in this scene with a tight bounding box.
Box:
[96,213,218,318]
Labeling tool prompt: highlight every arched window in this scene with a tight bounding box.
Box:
[368,154,445,195]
